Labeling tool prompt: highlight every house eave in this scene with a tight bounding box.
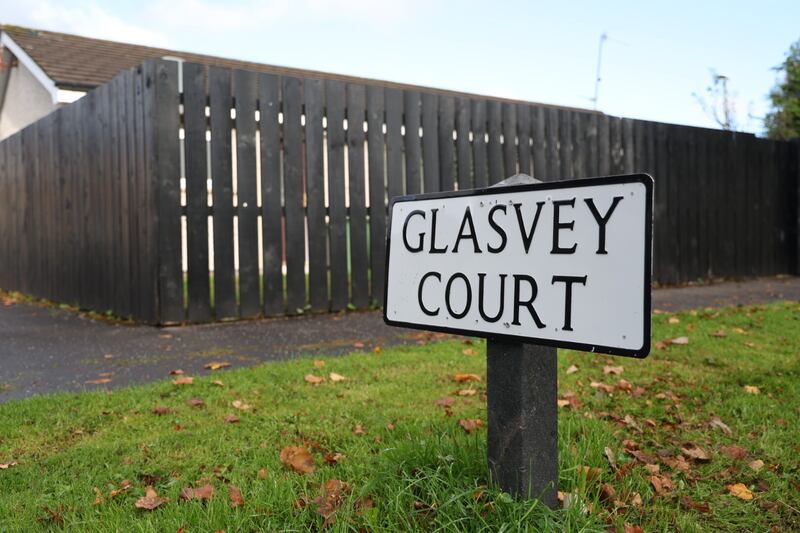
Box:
[0,31,59,105]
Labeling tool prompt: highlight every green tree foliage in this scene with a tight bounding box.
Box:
[765,39,800,140]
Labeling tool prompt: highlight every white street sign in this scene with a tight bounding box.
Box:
[383,174,653,357]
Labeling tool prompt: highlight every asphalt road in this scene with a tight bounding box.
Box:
[1,276,798,402]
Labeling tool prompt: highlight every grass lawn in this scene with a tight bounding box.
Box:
[0,301,798,532]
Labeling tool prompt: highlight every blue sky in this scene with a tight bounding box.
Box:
[3,0,797,134]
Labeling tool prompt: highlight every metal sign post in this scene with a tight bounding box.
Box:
[383,172,653,507]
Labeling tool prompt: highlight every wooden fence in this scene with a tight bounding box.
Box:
[0,59,797,323]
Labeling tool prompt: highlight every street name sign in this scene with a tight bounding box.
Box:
[383,174,653,358]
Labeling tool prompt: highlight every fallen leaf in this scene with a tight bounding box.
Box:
[352,424,366,435]
[727,483,753,500]
[39,505,66,527]
[662,455,691,472]
[228,484,244,508]
[580,466,602,480]
[671,336,689,345]
[386,422,395,431]
[590,381,615,394]
[748,459,765,472]
[280,446,315,474]
[459,418,484,433]
[85,378,112,384]
[599,483,616,502]
[324,452,345,465]
[109,480,132,498]
[169,369,184,375]
[566,364,579,374]
[709,416,732,435]
[630,492,642,507]
[204,362,231,370]
[257,468,268,479]
[603,365,624,375]
[304,374,325,385]
[172,376,194,385]
[313,359,326,368]
[434,397,455,408]
[456,388,478,396]
[232,400,252,411]
[604,447,617,470]
[355,495,375,515]
[681,442,711,462]
[180,484,214,501]
[743,385,760,394]
[0,461,18,469]
[93,487,105,505]
[558,391,581,410]
[681,495,711,513]
[314,479,350,526]
[720,445,747,460]
[668,316,680,324]
[329,372,346,382]
[628,449,658,465]
[453,373,481,383]
[617,379,633,392]
[733,327,747,334]
[223,414,240,424]
[187,398,205,408]
[645,464,660,474]
[373,346,382,353]
[135,486,169,510]
[462,348,475,356]
[650,474,674,496]
[624,524,644,533]
[711,329,727,338]
[151,406,175,415]
[211,380,224,387]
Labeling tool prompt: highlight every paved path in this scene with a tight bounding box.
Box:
[1,276,798,402]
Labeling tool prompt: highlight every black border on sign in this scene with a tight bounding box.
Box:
[382,173,654,359]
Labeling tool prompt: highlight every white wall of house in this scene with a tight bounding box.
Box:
[0,60,55,140]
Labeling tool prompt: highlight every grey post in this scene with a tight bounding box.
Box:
[486,174,558,507]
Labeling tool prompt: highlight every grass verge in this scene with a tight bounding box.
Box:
[0,301,798,531]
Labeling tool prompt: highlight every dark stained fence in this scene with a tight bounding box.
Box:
[0,59,797,323]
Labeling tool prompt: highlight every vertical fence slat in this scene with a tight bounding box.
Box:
[558,109,573,180]
[572,112,585,179]
[209,66,237,319]
[531,107,546,180]
[487,100,503,183]
[347,83,369,309]
[502,102,517,177]
[422,93,440,192]
[455,97,472,190]
[404,90,422,195]
[183,63,212,321]
[517,103,531,175]
[472,100,488,187]
[385,88,404,200]
[545,108,560,181]
[438,96,455,192]
[282,76,307,313]
[367,85,387,305]
[258,73,284,315]
[326,80,349,311]
[305,78,329,312]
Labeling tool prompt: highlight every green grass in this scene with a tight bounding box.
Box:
[0,302,799,531]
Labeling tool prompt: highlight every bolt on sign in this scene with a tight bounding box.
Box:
[383,174,653,358]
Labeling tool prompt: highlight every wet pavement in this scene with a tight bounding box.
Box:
[1,276,798,402]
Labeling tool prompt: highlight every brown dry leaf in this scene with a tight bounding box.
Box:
[453,373,481,383]
[314,479,350,526]
[172,376,194,385]
[617,379,633,392]
[152,406,175,416]
[681,495,711,513]
[624,524,644,533]
[682,442,711,462]
[630,492,643,507]
[109,479,132,498]
[373,346,382,354]
[459,419,484,433]
[720,445,747,460]
[671,336,689,345]
[558,392,581,410]
[0,461,18,469]
[93,487,105,505]
[324,452,345,465]
[663,454,691,472]
[257,468,268,479]
[232,400,252,411]
[355,495,375,515]
[667,316,680,325]
[580,465,602,480]
[590,381,615,394]
[566,364,579,375]
[462,348,475,356]
[599,483,616,502]
[727,483,754,500]
[187,398,205,408]
[180,484,214,501]
[654,340,669,350]
[650,474,674,496]
[204,362,231,370]
[604,447,617,470]
[223,414,240,424]
[329,372,346,382]
[457,388,478,396]
[280,446,315,474]
[352,424,366,435]
[603,365,624,375]
[628,449,657,465]
[748,459,765,472]
[743,385,760,394]
[169,369,184,375]
[313,359,326,368]
[709,416,732,435]
[211,380,224,387]
[386,422,395,431]
[732,327,747,334]
[304,374,325,385]
[85,378,112,384]
[353,341,365,348]
[434,397,455,408]
[228,484,244,508]
[40,505,66,527]
[135,486,169,510]
[645,464,660,474]
[711,329,727,338]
